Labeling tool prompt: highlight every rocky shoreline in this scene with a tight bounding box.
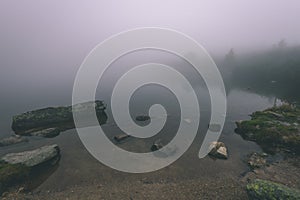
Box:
[235,104,300,155]
[0,101,108,195]
[1,103,300,199]
[235,104,300,199]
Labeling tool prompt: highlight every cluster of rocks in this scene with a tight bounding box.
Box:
[112,116,150,143]
[113,132,228,160]
[236,104,300,199]
[2,102,300,199]
[243,152,300,200]
[0,101,108,195]
[114,116,229,160]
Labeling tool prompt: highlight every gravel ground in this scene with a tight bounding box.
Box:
[3,155,300,200]
[2,177,248,200]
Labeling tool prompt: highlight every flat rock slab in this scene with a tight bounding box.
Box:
[1,144,60,167]
[12,101,107,136]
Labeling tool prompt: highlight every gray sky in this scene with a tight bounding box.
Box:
[0,0,299,88]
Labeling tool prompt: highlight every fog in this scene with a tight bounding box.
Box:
[0,0,299,101]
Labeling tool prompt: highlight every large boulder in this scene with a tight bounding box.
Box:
[0,135,28,147]
[247,179,300,200]
[11,101,107,136]
[1,144,60,167]
[208,142,228,159]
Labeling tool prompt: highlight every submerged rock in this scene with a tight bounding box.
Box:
[247,179,300,200]
[0,163,30,194]
[12,101,107,137]
[151,139,164,151]
[1,144,60,167]
[136,115,150,121]
[29,128,60,138]
[235,104,300,154]
[0,135,28,147]
[0,144,60,194]
[113,134,130,142]
[183,118,192,124]
[151,139,177,158]
[208,142,228,159]
[208,124,222,132]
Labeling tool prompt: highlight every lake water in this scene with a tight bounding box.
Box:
[0,86,279,191]
[0,51,288,193]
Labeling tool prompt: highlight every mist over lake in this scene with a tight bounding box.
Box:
[1,1,300,199]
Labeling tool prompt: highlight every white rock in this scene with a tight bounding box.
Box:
[208,141,228,159]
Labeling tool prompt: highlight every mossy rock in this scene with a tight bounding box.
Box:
[0,162,30,194]
[247,179,300,200]
[235,104,300,154]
